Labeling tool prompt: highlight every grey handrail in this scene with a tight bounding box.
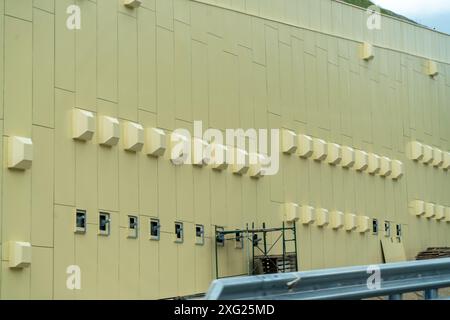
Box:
[205,258,450,300]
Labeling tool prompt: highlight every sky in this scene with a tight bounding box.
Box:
[372,0,450,34]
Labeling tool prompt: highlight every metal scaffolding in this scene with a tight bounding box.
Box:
[214,222,298,279]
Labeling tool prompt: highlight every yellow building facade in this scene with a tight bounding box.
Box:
[0,0,449,299]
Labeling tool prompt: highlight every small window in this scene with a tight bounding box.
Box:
[235,231,243,249]
[195,224,204,245]
[396,224,402,238]
[216,227,224,247]
[372,219,378,235]
[99,212,110,236]
[128,215,138,239]
[175,222,183,243]
[150,218,160,241]
[75,209,87,234]
[384,221,391,237]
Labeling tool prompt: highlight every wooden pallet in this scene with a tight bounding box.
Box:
[416,247,450,260]
[254,254,297,274]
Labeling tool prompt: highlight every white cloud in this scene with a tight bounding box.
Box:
[372,0,450,17]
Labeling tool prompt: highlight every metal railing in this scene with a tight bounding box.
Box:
[205,258,450,300]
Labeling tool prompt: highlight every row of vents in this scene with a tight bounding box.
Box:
[13,109,406,181]
[9,116,446,183]
[281,129,404,180]
[407,141,450,171]
[282,202,405,235]
[409,200,450,221]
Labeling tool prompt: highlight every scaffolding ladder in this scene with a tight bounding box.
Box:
[214,221,298,279]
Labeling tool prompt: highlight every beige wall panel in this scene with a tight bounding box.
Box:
[265,25,282,116]
[327,62,340,135]
[269,114,283,203]
[159,232,178,298]
[75,138,98,225]
[74,226,98,299]
[222,53,240,129]
[316,49,331,131]
[252,63,268,130]
[237,46,255,129]
[140,0,156,10]
[331,167,345,211]
[190,1,208,43]
[251,18,266,65]
[139,217,159,299]
[158,156,176,232]
[31,126,54,247]
[32,8,54,128]
[207,35,226,129]
[97,99,119,212]
[118,13,138,122]
[222,9,240,54]
[310,225,325,269]
[206,5,225,39]
[55,0,75,91]
[4,16,32,137]
[175,163,194,222]
[138,111,158,216]
[118,146,139,225]
[174,0,190,24]
[156,27,176,130]
[178,222,196,296]
[334,228,347,267]
[53,205,75,299]
[175,121,194,222]
[5,0,32,21]
[0,2,3,120]
[193,167,211,233]
[226,174,242,229]
[282,153,298,204]
[323,227,336,268]
[242,179,257,226]
[97,212,120,300]
[215,240,229,277]
[138,8,157,113]
[75,0,97,111]
[255,178,271,227]
[2,139,31,242]
[225,238,246,277]
[30,246,53,299]
[174,21,192,122]
[119,229,139,299]
[210,171,227,228]
[191,40,209,127]
[0,122,2,242]
[1,262,30,299]
[33,0,54,12]
[297,224,311,270]
[195,237,213,293]
[54,89,75,206]
[97,0,118,102]
[156,0,174,30]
